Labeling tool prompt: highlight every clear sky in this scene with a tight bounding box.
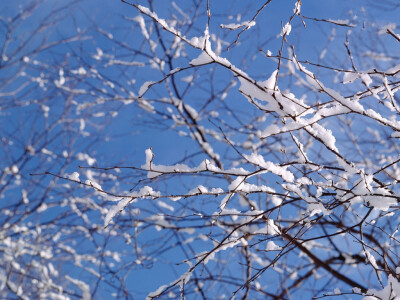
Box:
[1,0,399,298]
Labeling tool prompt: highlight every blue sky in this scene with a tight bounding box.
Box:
[1,0,400,299]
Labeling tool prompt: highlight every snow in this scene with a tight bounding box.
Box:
[146,263,193,299]
[244,153,295,182]
[137,5,180,37]
[141,148,249,180]
[201,239,241,265]
[22,189,29,204]
[238,70,306,117]
[85,180,101,190]
[392,132,400,138]
[76,153,96,166]
[105,198,130,227]
[260,70,278,90]
[105,59,144,67]
[361,73,372,86]
[189,51,213,66]
[104,186,160,227]
[189,36,206,48]
[37,203,48,213]
[364,190,396,211]
[133,15,149,40]
[41,148,55,157]
[184,103,198,119]
[364,275,400,299]
[220,208,241,219]
[220,20,256,30]
[138,99,155,113]
[71,66,86,75]
[181,75,194,83]
[364,249,379,269]
[308,202,331,217]
[157,200,174,211]
[188,185,208,195]
[66,276,91,300]
[219,194,232,210]
[378,23,396,35]
[327,19,351,26]
[281,22,292,36]
[67,172,80,181]
[228,176,245,191]
[319,48,327,59]
[79,119,85,131]
[266,241,282,251]
[138,81,154,97]
[256,219,281,235]
[146,285,168,300]
[54,69,66,87]
[41,105,50,118]
[343,71,359,84]
[293,1,301,15]
[385,64,400,74]
[309,123,338,152]
[11,165,19,174]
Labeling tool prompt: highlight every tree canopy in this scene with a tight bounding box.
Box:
[1,0,400,299]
